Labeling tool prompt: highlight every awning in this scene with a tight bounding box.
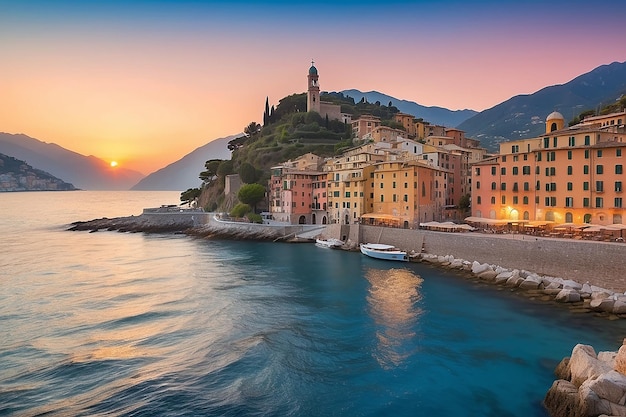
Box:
[361,213,401,220]
[464,217,510,225]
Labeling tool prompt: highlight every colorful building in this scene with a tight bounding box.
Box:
[471,111,626,225]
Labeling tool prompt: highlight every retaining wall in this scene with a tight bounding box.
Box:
[327,224,626,292]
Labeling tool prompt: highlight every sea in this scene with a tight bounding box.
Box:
[1,190,625,417]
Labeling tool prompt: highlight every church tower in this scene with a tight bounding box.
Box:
[307,61,320,114]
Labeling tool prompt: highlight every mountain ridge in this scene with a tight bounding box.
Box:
[457,60,626,151]
[131,135,235,191]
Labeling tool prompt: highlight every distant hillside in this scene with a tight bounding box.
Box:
[340,89,477,127]
[0,133,144,190]
[457,61,626,152]
[131,135,235,191]
[0,153,76,191]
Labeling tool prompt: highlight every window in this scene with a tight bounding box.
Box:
[476,181,480,189]
[523,166,530,175]
[618,149,622,157]
[501,183,506,191]
[393,194,397,202]
[333,191,340,197]
[597,150,603,158]
[583,165,589,174]
[523,196,528,204]
[403,194,408,202]
[597,165,604,174]
[616,165,623,174]
[583,198,590,207]
[568,150,572,160]
[569,137,576,147]
[553,137,558,147]
[537,152,542,162]
[513,182,518,191]
[512,166,518,175]
[596,197,603,208]
[392,182,396,188]
[596,181,604,192]
[491,166,496,175]
[491,196,496,204]
[404,182,408,188]
[524,182,529,191]
[512,145,519,153]
[501,196,506,204]
[565,197,573,208]
[491,182,497,190]
[615,198,623,208]
[380,183,383,188]
[513,196,518,204]
[536,180,541,190]
[477,196,482,204]
[345,192,351,198]
[567,182,573,191]
[616,181,623,192]
[502,156,507,162]
[585,149,589,159]
[475,167,481,175]
[584,135,590,145]
[501,167,506,175]
[380,195,384,202]
[543,137,550,148]
[583,182,589,191]
[567,166,572,175]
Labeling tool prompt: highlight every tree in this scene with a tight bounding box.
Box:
[458,194,471,211]
[244,121,261,137]
[239,162,259,184]
[230,202,251,218]
[237,183,266,212]
[263,97,270,126]
[199,159,222,184]
[180,188,201,207]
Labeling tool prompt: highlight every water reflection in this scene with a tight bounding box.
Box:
[365,268,424,369]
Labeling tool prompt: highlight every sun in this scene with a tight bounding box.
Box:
[110,161,118,168]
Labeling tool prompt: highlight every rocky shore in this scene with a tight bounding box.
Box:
[417,253,626,320]
[68,214,196,233]
[544,341,626,417]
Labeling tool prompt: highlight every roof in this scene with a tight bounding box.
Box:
[546,111,564,121]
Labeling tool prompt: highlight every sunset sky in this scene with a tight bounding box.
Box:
[2,0,625,174]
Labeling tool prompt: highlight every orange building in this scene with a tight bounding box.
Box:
[351,115,381,140]
[471,112,626,225]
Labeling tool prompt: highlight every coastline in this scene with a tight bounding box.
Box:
[68,212,626,319]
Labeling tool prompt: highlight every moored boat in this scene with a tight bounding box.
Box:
[315,238,344,249]
[359,243,408,261]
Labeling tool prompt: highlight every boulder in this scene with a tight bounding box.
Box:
[580,370,626,405]
[544,379,580,417]
[614,297,626,314]
[519,276,542,290]
[546,281,564,290]
[556,289,582,303]
[471,261,491,275]
[562,279,583,290]
[494,271,513,285]
[450,259,464,269]
[590,297,616,313]
[569,344,614,387]
[505,275,525,287]
[477,270,498,281]
[616,344,626,376]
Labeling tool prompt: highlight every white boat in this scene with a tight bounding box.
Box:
[315,238,344,249]
[359,243,408,262]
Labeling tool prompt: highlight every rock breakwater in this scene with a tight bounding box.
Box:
[417,253,626,319]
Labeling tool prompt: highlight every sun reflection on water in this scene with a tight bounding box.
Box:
[365,268,424,369]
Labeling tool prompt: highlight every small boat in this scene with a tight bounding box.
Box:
[360,243,408,262]
[315,238,344,249]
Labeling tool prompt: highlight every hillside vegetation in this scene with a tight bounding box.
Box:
[194,92,403,212]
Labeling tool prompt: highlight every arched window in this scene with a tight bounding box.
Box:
[565,212,573,223]
[489,209,496,219]
[584,213,592,223]
[550,122,557,132]
[298,216,306,224]
[523,211,529,220]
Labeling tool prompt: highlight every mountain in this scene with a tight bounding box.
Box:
[339,89,478,127]
[0,133,144,190]
[131,135,235,191]
[0,153,76,191]
[457,61,626,152]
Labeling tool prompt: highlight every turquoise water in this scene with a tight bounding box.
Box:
[1,191,625,416]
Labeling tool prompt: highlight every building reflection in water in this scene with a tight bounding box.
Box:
[365,268,423,369]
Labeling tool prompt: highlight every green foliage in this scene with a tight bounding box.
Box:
[199,159,223,184]
[217,160,234,177]
[238,183,266,209]
[230,203,251,218]
[239,162,259,184]
[247,213,262,224]
[458,194,471,210]
[180,187,201,206]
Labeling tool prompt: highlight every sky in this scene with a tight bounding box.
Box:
[2,0,626,175]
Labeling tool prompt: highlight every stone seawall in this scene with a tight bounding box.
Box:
[328,224,626,292]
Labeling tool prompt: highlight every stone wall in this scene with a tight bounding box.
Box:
[327,224,626,292]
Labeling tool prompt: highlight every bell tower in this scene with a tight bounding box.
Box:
[307,60,320,114]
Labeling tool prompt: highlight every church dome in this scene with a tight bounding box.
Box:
[546,111,564,121]
[309,65,318,75]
